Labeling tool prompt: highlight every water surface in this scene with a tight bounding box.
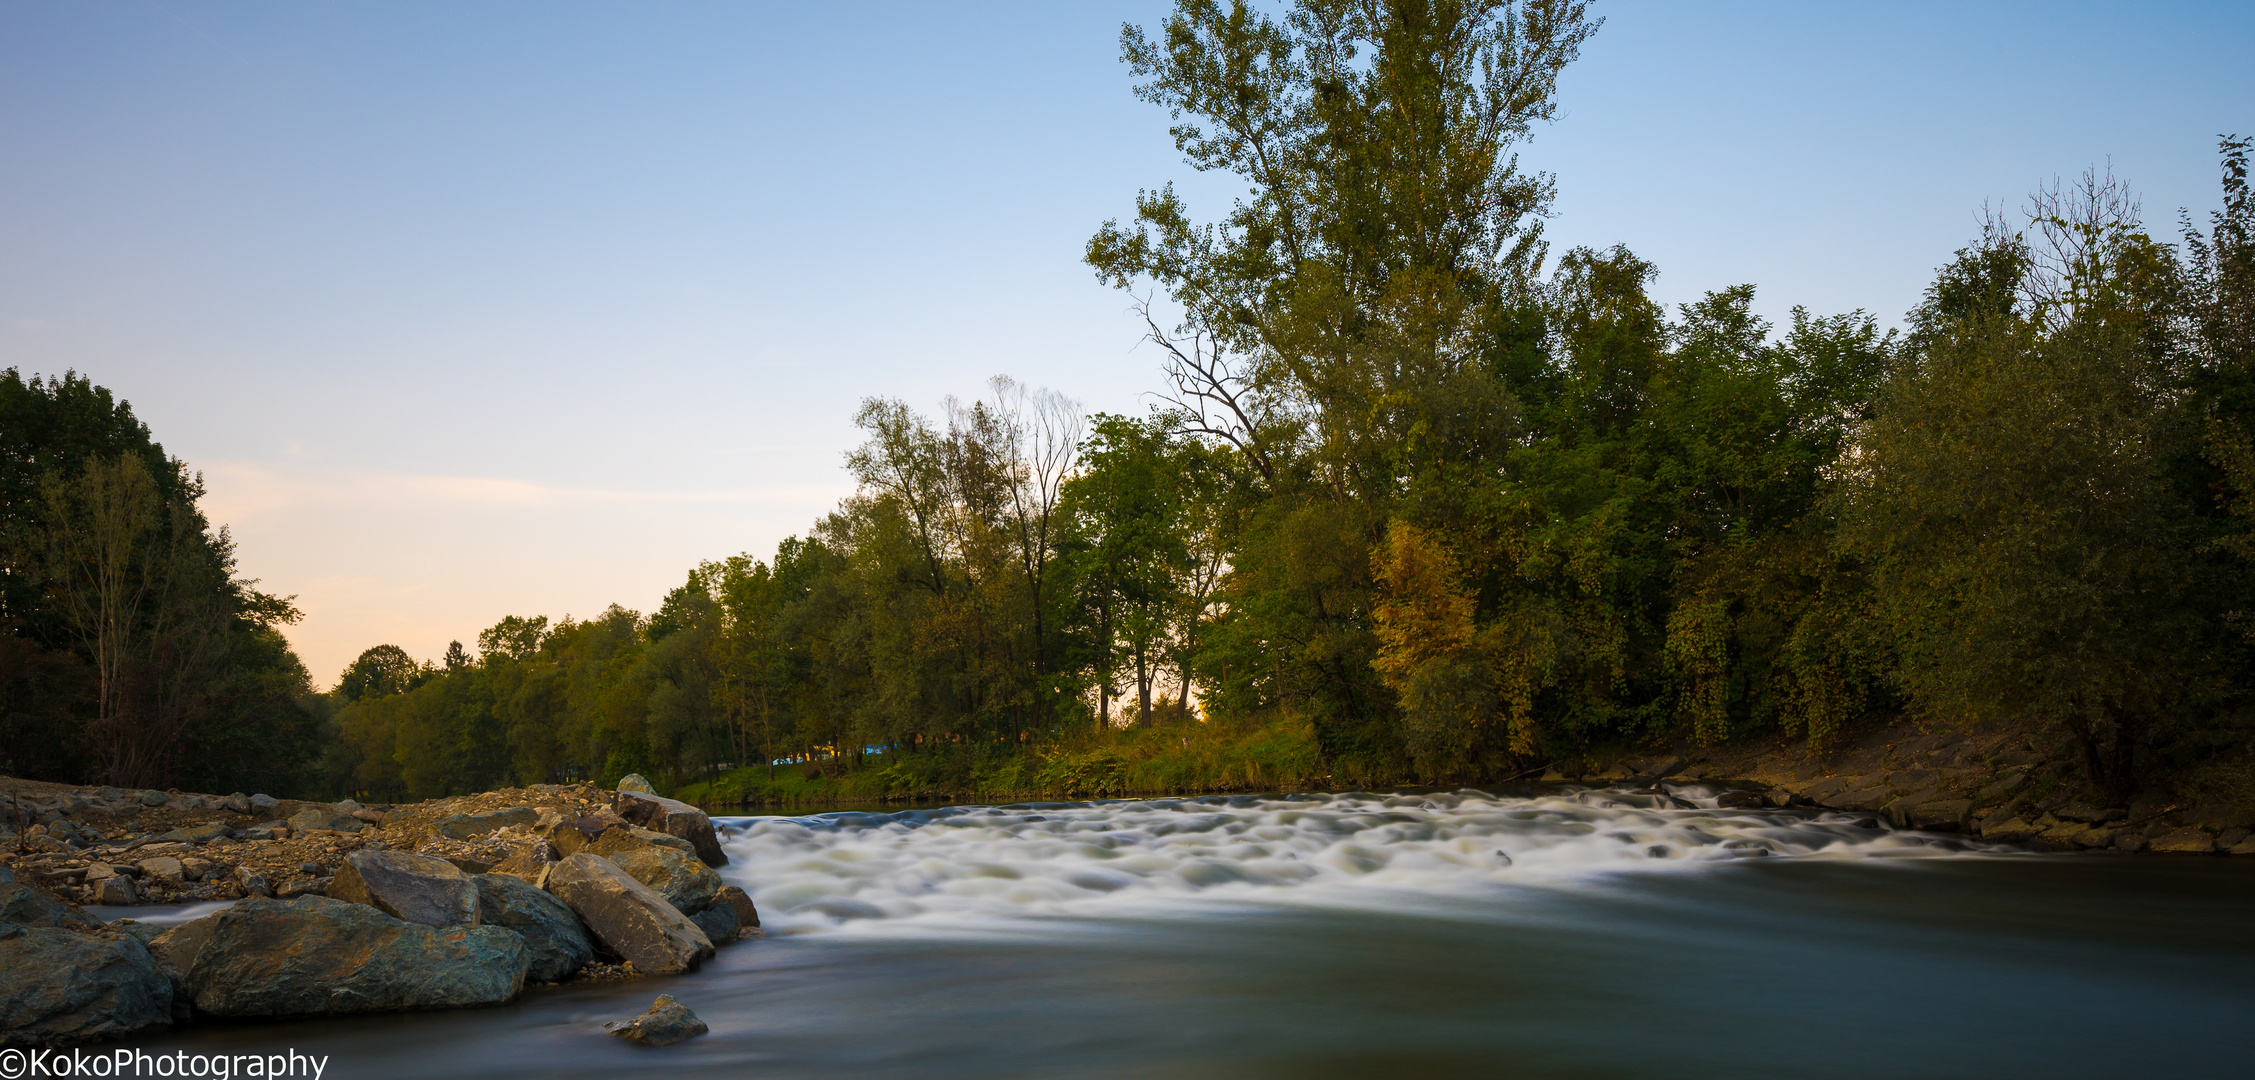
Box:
[140,786,2255,1078]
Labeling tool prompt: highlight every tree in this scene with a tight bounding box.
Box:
[1844,172,2215,801]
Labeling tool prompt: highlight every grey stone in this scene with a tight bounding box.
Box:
[222,794,250,814]
[2032,823,2090,851]
[147,913,224,992]
[335,799,361,814]
[2226,834,2255,856]
[616,773,658,795]
[351,808,386,825]
[473,873,594,983]
[160,822,229,844]
[543,854,713,976]
[0,923,172,1047]
[711,885,760,929]
[490,841,560,886]
[2056,803,2125,825]
[2115,832,2149,853]
[274,877,329,899]
[139,856,186,884]
[1976,770,2026,801]
[2148,828,2217,854]
[287,808,359,833]
[612,790,728,867]
[691,900,738,945]
[235,866,272,898]
[433,806,536,841]
[1908,799,1973,831]
[328,849,479,927]
[248,794,278,812]
[606,993,707,1046]
[186,896,528,1017]
[96,876,139,905]
[1980,817,2045,843]
[1832,786,1897,812]
[604,845,722,914]
[139,790,170,807]
[1,878,92,928]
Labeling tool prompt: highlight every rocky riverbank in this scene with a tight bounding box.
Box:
[0,776,759,1047]
[1574,720,2255,856]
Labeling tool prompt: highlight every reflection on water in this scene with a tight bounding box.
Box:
[135,788,2255,1079]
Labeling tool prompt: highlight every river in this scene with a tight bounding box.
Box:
[134,785,2255,1078]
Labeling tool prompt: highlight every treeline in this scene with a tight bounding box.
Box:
[0,371,324,796]
[323,1,2255,809]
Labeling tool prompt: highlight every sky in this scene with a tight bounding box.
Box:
[3,1,2250,686]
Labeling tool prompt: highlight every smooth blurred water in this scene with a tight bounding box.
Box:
[137,787,2255,1079]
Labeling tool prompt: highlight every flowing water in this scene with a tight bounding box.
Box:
[138,785,2255,1078]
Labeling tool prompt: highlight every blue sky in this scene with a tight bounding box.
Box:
[3,1,2249,683]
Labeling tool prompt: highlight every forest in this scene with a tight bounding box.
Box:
[5,1,2252,811]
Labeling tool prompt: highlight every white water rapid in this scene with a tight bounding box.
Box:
[719,785,1997,935]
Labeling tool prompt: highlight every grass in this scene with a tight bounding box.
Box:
[669,712,1326,809]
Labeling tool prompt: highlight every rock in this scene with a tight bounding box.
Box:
[2056,803,2125,825]
[2032,823,2090,851]
[287,808,360,833]
[433,806,537,840]
[490,842,560,886]
[547,811,631,856]
[187,896,528,1017]
[139,790,170,807]
[1,878,91,928]
[604,845,722,914]
[1832,786,1897,812]
[328,849,479,928]
[107,920,165,947]
[1716,792,1764,809]
[710,885,760,929]
[352,808,387,824]
[1908,800,1972,831]
[2214,827,2250,850]
[473,874,595,983]
[180,858,213,882]
[222,794,250,814]
[2148,828,2217,855]
[612,791,729,867]
[147,913,224,992]
[616,774,658,795]
[2115,832,2149,853]
[335,799,361,814]
[2227,834,2255,856]
[160,821,229,843]
[0,923,173,1047]
[543,854,713,976]
[139,856,186,884]
[2074,827,2118,849]
[275,877,330,899]
[249,794,278,813]
[606,994,708,1046]
[96,875,139,905]
[691,900,738,945]
[235,866,273,898]
[1976,770,2026,801]
[22,833,72,854]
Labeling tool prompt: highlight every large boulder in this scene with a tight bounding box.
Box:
[616,774,657,794]
[186,896,528,1017]
[543,854,713,976]
[0,875,95,929]
[434,807,537,841]
[0,923,173,1047]
[329,849,479,927]
[605,845,722,914]
[490,841,560,886]
[613,790,728,867]
[472,874,594,983]
[286,807,362,834]
[711,885,760,929]
[691,900,738,945]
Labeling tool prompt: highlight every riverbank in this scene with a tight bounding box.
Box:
[669,714,2255,856]
[1,776,754,1047]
